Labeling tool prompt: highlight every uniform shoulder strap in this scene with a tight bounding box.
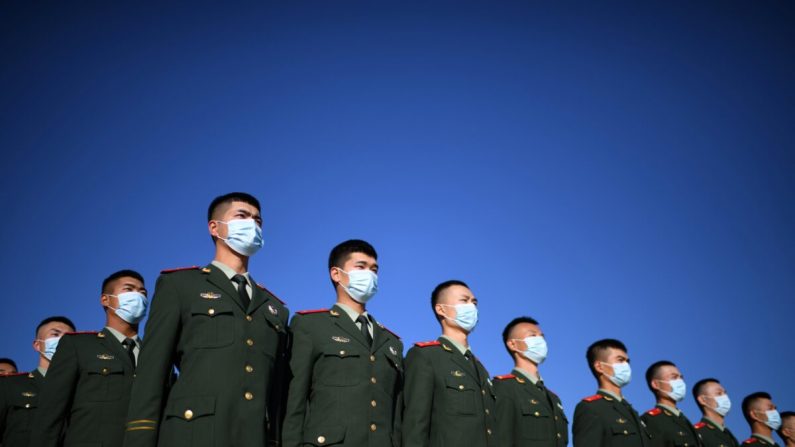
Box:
[414,340,441,348]
[694,422,706,429]
[256,283,286,305]
[0,372,29,377]
[377,323,400,339]
[161,265,200,274]
[582,394,604,402]
[64,331,99,336]
[296,309,328,315]
[494,374,516,381]
[646,408,663,416]
[743,438,759,444]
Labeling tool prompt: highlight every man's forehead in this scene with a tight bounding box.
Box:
[39,321,71,334]
[346,252,377,264]
[658,365,680,376]
[513,322,541,336]
[441,285,473,301]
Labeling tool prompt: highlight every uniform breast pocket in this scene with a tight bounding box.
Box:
[82,362,127,401]
[188,301,235,348]
[610,423,638,439]
[318,346,362,387]
[444,376,476,415]
[160,395,216,447]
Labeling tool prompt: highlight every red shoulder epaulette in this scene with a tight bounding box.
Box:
[256,283,286,305]
[161,266,200,274]
[414,340,441,348]
[582,394,603,402]
[494,374,516,380]
[694,422,706,429]
[646,408,662,416]
[297,309,328,315]
[743,438,758,444]
[64,331,99,335]
[0,372,29,377]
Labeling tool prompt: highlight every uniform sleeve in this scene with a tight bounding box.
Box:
[29,334,80,447]
[493,381,516,447]
[123,274,182,447]
[281,315,315,447]
[573,402,604,447]
[402,347,434,447]
[391,340,405,447]
[267,309,291,447]
[0,376,9,437]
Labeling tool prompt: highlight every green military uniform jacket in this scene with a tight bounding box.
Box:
[282,305,404,447]
[493,369,568,447]
[641,405,704,447]
[694,418,739,447]
[0,370,44,447]
[572,390,653,447]
[123,265,289,447]
[402,337,497,447]
[741,434,780,446]
[29,329,137,447]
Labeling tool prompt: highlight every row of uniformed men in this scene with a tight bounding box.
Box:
[1,192,792,447]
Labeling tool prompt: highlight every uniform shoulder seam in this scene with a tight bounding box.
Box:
[414,340,441,348]
[296,309,328,315]
[494,374,516,380]
[694,422,706,429]
[257,283,286,305]
[582,394,603,402]
[64,331,99,336]
[646,408,662,416]
[160,265,200,274]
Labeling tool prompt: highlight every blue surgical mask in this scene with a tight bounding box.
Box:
[38,336,62,361]
[602,361,632,387]
[218,219,263,256]
[516,336,548,364]
[712,394,731,416]
[337,268,378,303]
[665,378,687,402]
[108,291,148,324]
[442,303,478,332]
[765,409,782,430]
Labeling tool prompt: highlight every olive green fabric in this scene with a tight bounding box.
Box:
[572,390,653,447]
[402,338,497,447]
[122,264,289,447]
[30,328,136,447]
[695,418,739,447]
[640,405,704,447]
[282,305,403,447]
[0,370,44,447]
[493,369,568,447]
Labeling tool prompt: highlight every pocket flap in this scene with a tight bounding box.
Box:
[190,301,235,317]
[521,401,551,417]
[445,375,474,391]
[321,345,361,358]
[303,425,346,446]
[86,361,125,375]
[611,424,637,436]
[165,395,216,421]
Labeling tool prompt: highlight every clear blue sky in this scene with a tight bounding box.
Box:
[1,1,793,444]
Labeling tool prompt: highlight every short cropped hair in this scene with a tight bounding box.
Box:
[742,392,772,425]
[501,316,540,357]
[0,358,17,371]
[586,338,627,378]
[645,360,677,392]
[207,192,261,222]
[35,316,76,337]
[101,269,145,294]
[328,240,378,287]
[779,411,795,439]
[430,280,469,321]
[692,378,721,410]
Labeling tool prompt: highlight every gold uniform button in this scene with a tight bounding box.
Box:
[555,416,559,420]
[317,436,326,444]
[370,355,376,362]
[534,411,540,417]
[24,403,31,409]
[482,389,486,395]
[339,350,346,356]
[245,365,254,373]
[184,409,194,420]
[246,339,254,346]
[275,324,281,330]
[246,315,253,321]
[557,433,562,439]
[370,423,377,432]
[244,392,254,400]
[458,385,465,390]
[101,368,110,375]
[487,429,492,435]
[371,400,377,407]
[208,308,215,316]
[485,409,490,415]
[623,430,629,435]
[371,377,377,384]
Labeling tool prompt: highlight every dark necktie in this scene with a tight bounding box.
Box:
[231,274,251,309]
[121,338,136,368]
[465,350,482,384]
[537,380,556,411]
[356,315,373,347]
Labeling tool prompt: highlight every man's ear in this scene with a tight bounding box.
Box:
[650,379,661,392]
[696,394,708,408]
[208,220,219,238]
[100,293,110,307]
[330,267,342,284]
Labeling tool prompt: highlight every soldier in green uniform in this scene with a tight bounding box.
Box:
[123,192,289,447]
[692,378,740,447]
[640,360,703,447]
[403,280,497,447]
[30,269,148,447]
[776,412,794,447]
[0,316,75,447]
[493,316,568,447]
[572,338,652,447]
[0,359,18,375]
[282,239,403,447]
[740,392,782,446]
